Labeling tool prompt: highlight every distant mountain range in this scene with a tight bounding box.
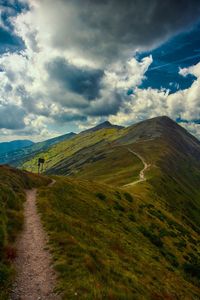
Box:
[0,132,76,165]
[0,140,34,155]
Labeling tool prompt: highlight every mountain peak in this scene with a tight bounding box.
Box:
[82,120,124,134]
[100,120,112,126]
[128,116,179,132]
[151,115,177,124]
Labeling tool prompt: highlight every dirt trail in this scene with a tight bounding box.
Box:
[124,148,151,187]
[11,183,60,300]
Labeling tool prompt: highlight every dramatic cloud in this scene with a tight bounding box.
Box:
[46,57,104,100]
[109,61,200,135]
[0,104,26,129]
[14,0,200,65]
[1,0,200,140]
[23,0,200,67]
[84,56,153,116]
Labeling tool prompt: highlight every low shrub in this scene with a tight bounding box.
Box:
[128,213,136,222]
[174,240,186,252]
[160,249,179,268]
[124,192,133,203]
[115,191,121,200]
[159,228,169,238]
[139,226,163,248]
[114,202,125,212]
[95,192,106,201]
[149,209,166,222]
[183,261,200,280]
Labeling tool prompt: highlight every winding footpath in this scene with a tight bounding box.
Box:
[124,148,151,187]
[11,182,60,300]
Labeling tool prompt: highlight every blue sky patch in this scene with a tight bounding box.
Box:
[138,22,200,92]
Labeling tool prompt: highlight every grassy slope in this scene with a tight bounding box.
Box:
[41,117,200,230]
[71,146,143,186]
[21,128,124,173]
[20,116,200,298]
[118,117,200,230]
[20,127,143,186]
[38,177,200,299]
[0,165,50,299]
[47,143,143,187]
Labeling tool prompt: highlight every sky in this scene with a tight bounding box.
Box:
[0,0,200,142]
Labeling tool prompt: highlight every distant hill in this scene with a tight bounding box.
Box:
[0,132,76,166]
[0,140,34,155]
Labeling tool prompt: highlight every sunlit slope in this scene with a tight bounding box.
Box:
[21,127,124,173]
[37,176,200,299]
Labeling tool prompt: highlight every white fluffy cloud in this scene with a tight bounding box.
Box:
[0,0,200,141]
[181,122,200,140]
[109,62,200,135]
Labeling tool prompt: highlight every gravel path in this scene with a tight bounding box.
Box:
[123,148,151,187]
[10,187,60,300]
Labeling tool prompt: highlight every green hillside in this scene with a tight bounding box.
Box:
[20,115,199,299]
[21,116,200,229]
[37,176,200,299]
[0,165,50,299]
[21,127,124,174]
[3,116,200,299]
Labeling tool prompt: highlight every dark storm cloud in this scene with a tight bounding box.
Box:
[0,0,28,53]
[0,104,26,129]
[85,93,123,117]
[53,112,87,123]
[46,57,104,100]
[49,0,200,65]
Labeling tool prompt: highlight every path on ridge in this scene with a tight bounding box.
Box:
[124,148,150,187]
[11,182,60,300]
